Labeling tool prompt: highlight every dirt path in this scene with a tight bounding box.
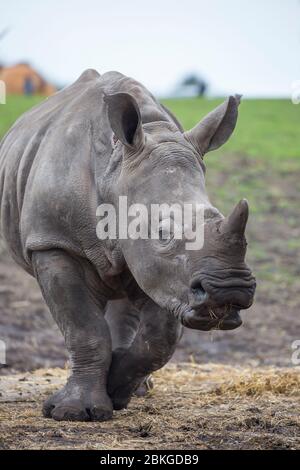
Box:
[0,364,299,450]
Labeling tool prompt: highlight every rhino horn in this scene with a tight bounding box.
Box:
[221,199,249,236]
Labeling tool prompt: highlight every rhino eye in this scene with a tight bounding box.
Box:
[154,220,180,252]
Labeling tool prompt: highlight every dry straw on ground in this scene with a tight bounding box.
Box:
[0,363,299,450]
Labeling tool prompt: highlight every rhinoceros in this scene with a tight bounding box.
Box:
[0,69,256,421]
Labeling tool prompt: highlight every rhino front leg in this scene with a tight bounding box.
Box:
[105,299,140,350]
[32,249,113,422]
[107,298,182,410]
[105,299,154,396]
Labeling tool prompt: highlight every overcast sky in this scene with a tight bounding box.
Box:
[1,0,300,97]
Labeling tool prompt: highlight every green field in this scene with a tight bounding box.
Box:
[0,95,44,140]
[1,95,299,160]
[0,94,299,297]
[162,97,300,160]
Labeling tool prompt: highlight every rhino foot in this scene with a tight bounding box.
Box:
[108,348,146,410]
[134,375,154,397]
[43,378,113,422]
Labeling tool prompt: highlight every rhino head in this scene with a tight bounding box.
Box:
[102,92,256,331]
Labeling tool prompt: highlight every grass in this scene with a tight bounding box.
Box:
[1,95,299,160]
[162,97,300,160]
[0,95,44,139]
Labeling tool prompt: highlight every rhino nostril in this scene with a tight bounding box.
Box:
[190,280,207,303]
[190,278,204,291]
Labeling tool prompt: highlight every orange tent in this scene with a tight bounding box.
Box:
[0,63,56,96]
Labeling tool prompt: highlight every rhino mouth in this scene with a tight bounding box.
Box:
[173,302,242,331]
[200,306,242,331]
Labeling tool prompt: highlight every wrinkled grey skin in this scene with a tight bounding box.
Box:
[0,69,256,421]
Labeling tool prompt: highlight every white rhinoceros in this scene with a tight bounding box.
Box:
[0,70,256,421]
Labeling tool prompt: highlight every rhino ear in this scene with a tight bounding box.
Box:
[104,92,145,151]
[184,94,241,156]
